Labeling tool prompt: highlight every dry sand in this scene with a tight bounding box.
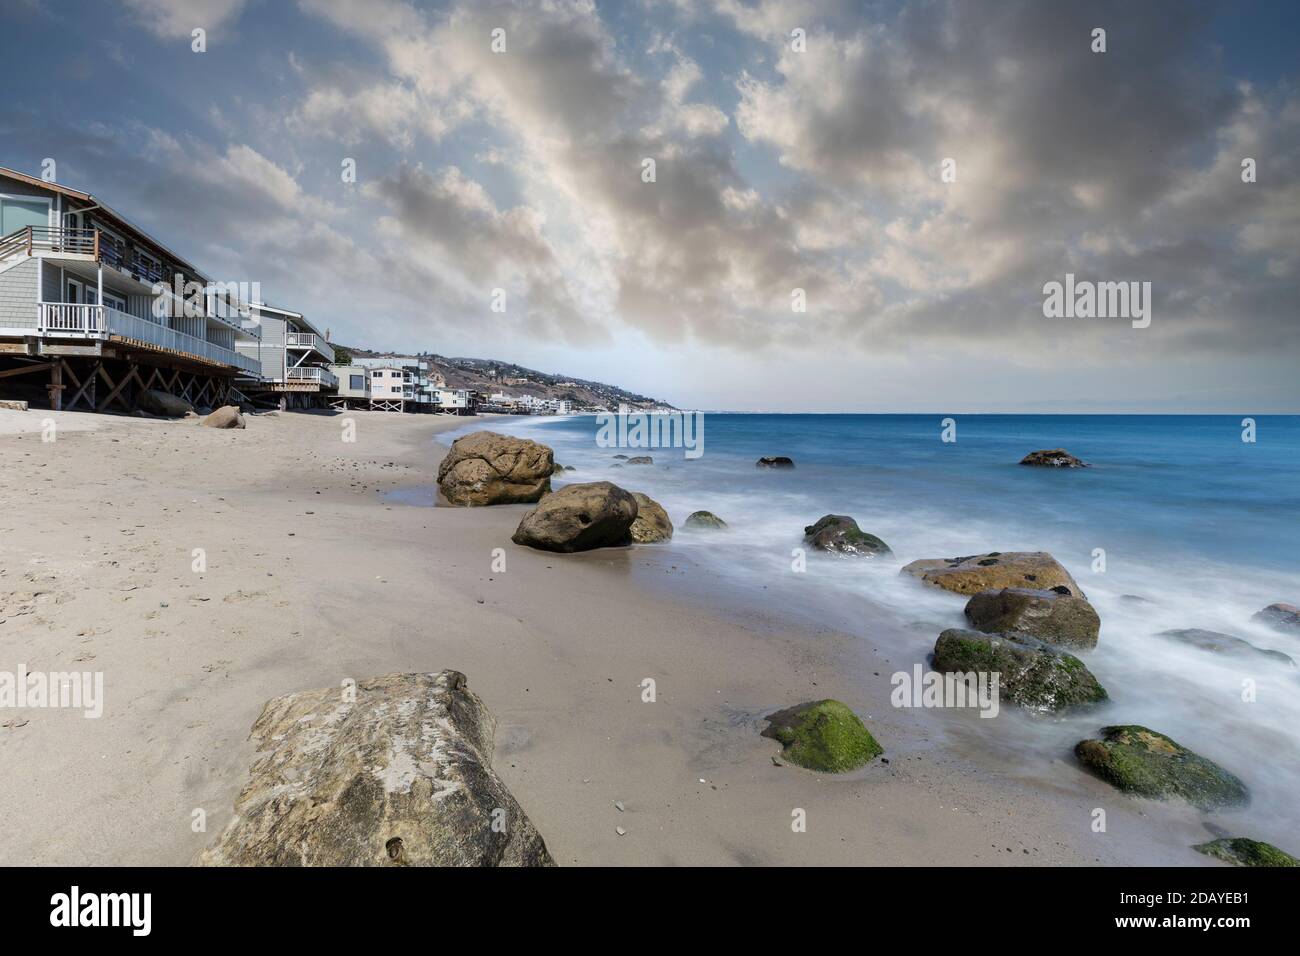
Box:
[0,408,1200,865]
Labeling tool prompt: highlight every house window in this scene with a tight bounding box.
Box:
[350,374,364,389]
[0,196,50,235]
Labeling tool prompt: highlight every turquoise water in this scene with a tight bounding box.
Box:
[446,413,1300,847]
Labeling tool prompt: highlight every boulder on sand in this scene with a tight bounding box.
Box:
[964,587,1100,650]
[901,551,1083,598]
[1074,725,1249,811]
[756,456,795,469]
[628,492,672,543]
[135,388,192,418]
[437,431,553,506]
[201,405,245,429]
[1193,837,1298,868]
[511,481,637,553]
[1253,602,1300,635]
[933,628,1107,713]
[198,670,554,866]
[1020,448,1089,467]
[1155,628,1294,666]
[762,700,882,772]
[803,514,891,557]
[684,510,728,530]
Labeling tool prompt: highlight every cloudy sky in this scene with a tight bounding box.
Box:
[3,0,1297,411]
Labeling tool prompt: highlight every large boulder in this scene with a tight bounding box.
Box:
[1193,838,1298,868]
[1074,725,1249,811]
[511,481,637,552]
[762,700,882,772]
[198,671,554,866]
[1020,448,1089,467]
[756,456,795,469]
[684,510,728,530]
[933,628,1107,713]
[965,587,1100,650]
[628,492,672,543]
[201,405,245,429]
[901,551,1083,598]
[136,388,192,418]
[1155,628,1294,666]
[437,431,553,506]
[1253,602,1300,635]
[803,514,891,557]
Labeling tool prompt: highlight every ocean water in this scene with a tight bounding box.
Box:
[445,413,1300,847]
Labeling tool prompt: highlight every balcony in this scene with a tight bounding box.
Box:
[0,226,98,260]
[33,303,261,375]
[285,330,335,362]
[286,366,338,388]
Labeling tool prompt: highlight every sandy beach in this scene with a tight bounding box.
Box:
[0,408,1207,866]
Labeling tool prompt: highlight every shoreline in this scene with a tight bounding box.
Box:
[0,409,1211,864]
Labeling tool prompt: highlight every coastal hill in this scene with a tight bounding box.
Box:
[335,347,674,411]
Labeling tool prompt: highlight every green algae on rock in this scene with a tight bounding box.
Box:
[932,628,1107,713]
[683,510,728,530]
[1074,725,1249,811]
[762,700,882,773]
[1193,837,1298,867]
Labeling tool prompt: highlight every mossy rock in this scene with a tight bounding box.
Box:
[762,700,882,773]
[1193,837,1297,867]
[803,514,891,557]
[684,510,728,530]
[933,628,1107,713]
[1074,725,1249,810]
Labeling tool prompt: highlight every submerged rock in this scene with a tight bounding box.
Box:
[1074,725,1249,810]
[437,431,553,506]
[1193,837,1298,868]
[965,587,1100,650]
[756,456,795,469]
[136,388,192,418]
[511,481,637,552]
[201,405,245,429]
[684,510,728,530]
[803,514,891,557]
[1020,448,1089,467]
[625,456,653,465]
[933,628,1107,712]
[1253,602,1300,635]
[902,551,1084,598]
[1156,628,1294,666]
[199,671,554,866]
[628,492,673,543]
[762,700,882,772]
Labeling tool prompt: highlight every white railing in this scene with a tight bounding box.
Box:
[287,366,338,388]
[37,303,105,335]
[107,308,263,375]
[285,331,334,363]
[31,303,261,375]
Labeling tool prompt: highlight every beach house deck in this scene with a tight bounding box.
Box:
[0,167,263,411]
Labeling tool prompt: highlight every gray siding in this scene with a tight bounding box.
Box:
[0,258,38,328]
[237,312,285,381]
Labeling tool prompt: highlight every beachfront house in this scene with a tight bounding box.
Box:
[367,366,411,412]
[234,303,337,409]
[434,386,472,415]
[0,166,263,411]
[326,363,371,410]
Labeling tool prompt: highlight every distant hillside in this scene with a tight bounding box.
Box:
[333,347,673,411]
